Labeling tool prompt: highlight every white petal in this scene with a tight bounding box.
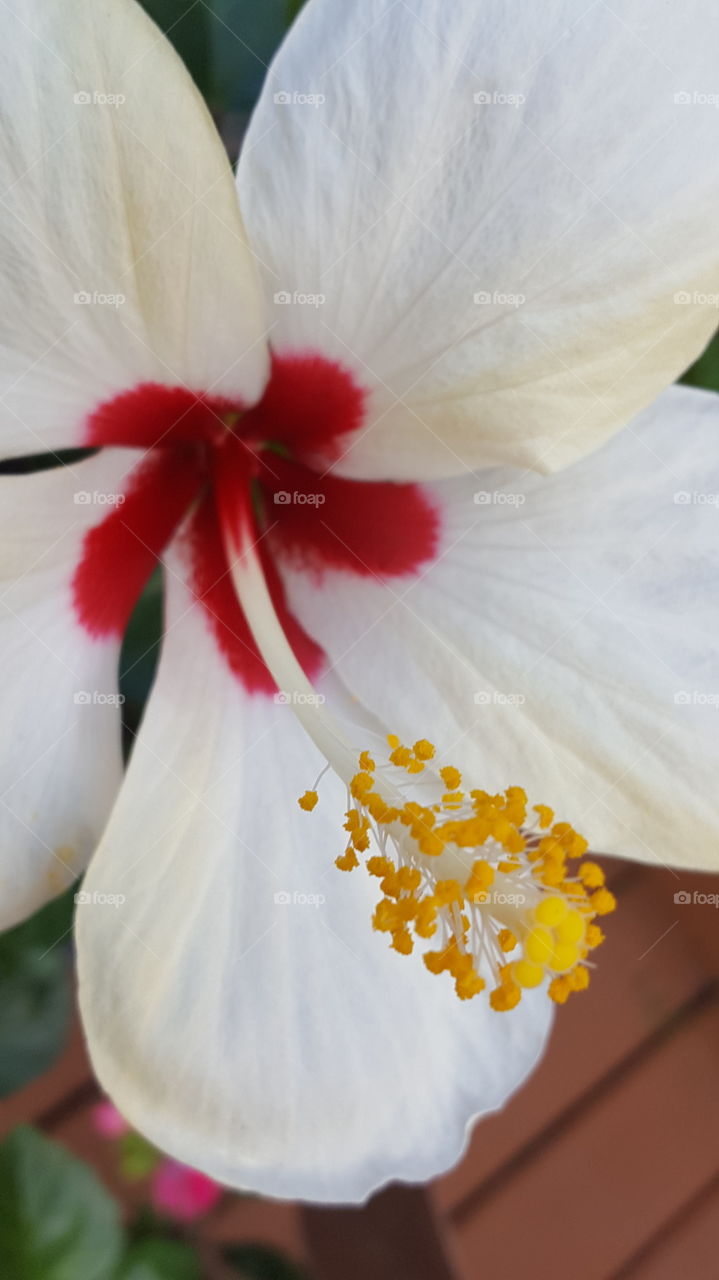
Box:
[0,451,148,929]
[239,0,719,480]
[279,385,719,871]
[0,0,268,459]
[76,555,551,1204]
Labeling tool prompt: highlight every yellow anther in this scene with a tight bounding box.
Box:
[455,969,486,1000]
[491,814,514,844]
[298,790,318,812]
[490,981,522,1012]
[590,887,617,916]
[513,959,545,989]
[424,949,449,975]
[373,898,398,932]
[498,928,517,953]
[533,896,569,927]
[434,879,463,907]
[440,766,462,791]
[389,745,413,768]
[465,859,495,899]
[396,866,422,893]
[538,861,566,888]
[386,733,400,749]
[413,739,436,761]
[392,928,414,955]
[367,855,394,878]
[534,804,554,829]
[358,750,376,772]
[579,861,605,888]
[585,923,605,949]
[525,926,555,965]
[548,976,572,1004]
[567,832,589,857]
[365,792,397,823]
[414,899,438,938]
[418,831,445,858]
[569,964,590,991]
[502,828,526,855]
[335,847,359,872]
[350,771,374,799]
[442,791,464,808]
[380,871,402,899]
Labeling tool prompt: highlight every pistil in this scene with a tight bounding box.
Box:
[215,445,615,1013]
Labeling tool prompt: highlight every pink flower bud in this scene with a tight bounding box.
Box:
[92,1100,130,1139]
[150,1159,223,1221]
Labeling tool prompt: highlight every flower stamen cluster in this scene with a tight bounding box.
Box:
[300,734,616,1011]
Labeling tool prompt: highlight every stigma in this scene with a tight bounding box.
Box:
[300,735,615,1012]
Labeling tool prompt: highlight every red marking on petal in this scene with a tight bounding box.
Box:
[85,383,243,450]
[72,450,205,638]
[261,456,439,580]
[184,489,324,695]
[240,351,367,462]
[73,351,435,692]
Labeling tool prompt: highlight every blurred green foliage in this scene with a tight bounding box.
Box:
[0,1128,123,1279]
[0,890,75,1096]
[683,331,719,394]
[225,1245,313,1279]
[116,1238,200,1280]
[141,1,213,98]
[140,0,295,115]
[0,1128,313,1279]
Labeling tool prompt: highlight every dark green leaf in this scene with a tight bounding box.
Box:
[209,1,291,115]
[225,1244,313,1280]
[0,890,75,1096]
[116,1238,201,1280]
[140,1,214,102]
[0,1127,123,1280]
[682,330,719,394]
[119,569,164,741]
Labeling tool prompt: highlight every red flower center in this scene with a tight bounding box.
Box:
[72,353,440,693]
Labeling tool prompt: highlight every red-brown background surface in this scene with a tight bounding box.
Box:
[2,860,718,1280]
